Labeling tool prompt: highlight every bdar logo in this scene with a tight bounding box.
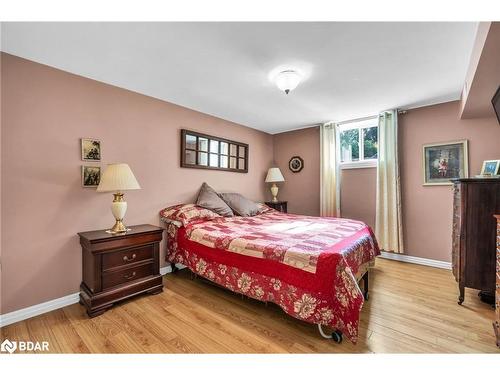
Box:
[0,339,49,353]
[1,339,17,354]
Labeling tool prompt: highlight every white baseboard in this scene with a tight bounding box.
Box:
[379,251,451,270]
[0,263,185,328]
[0,292,80,328]
[160,265,170,275]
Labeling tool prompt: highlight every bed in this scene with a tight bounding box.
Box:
[160,203,380,344]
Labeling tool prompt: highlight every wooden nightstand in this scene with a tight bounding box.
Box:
[265,201,288,213]
[78,224,164,317]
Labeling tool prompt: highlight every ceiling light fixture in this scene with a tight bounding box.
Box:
[275,70,302,95]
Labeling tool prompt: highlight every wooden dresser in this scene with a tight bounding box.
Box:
[452,178,500,305]
[494,215,500,347]
[78,224,164,317]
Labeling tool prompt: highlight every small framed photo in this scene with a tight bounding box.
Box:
[480,160,500,176]
[81,138,101,161]
[82,166,101,187]
[422,140,468,185]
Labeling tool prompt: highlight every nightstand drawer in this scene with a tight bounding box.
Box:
[102,262,154,290]
[102,245,153,271]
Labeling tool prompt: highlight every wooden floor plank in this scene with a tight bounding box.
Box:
[41,310,90,354]
[1,258,497,353]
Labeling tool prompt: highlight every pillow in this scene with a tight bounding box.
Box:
[256,202,275,214]
[219,193,261,217]
[196,183,234,217]
[159,203,221,226]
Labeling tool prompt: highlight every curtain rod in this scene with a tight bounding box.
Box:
[335,115,378,126]
[331,109,407,126]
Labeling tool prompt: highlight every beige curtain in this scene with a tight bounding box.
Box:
[320,123,340,217]
[375,110,404,253]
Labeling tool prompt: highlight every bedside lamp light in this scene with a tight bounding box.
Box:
[265,167,285,202]
[97,163,141,233]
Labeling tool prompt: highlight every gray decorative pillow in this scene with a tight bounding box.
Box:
[219,193,261,217]
[196,183,234,217]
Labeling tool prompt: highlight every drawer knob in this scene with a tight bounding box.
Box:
[124,271,136,280]
[123,254,137,262]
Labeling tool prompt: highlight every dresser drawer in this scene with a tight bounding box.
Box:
[102,245,153,271]
[102,262,154,290]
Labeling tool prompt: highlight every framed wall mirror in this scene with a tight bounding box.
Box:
[181,129,249,173]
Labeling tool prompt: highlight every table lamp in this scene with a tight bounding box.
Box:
[97,163,141,233]
[265,167,285,202]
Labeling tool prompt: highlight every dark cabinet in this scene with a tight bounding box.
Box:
[78,224,164,317]
[265,201,288,213]
[452,178,500,305]
[494,215,499,347]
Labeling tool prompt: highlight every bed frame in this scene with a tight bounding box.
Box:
[171,263,370,344]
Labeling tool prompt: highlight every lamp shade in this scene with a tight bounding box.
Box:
[265,167,285,183]
[97,163,141,192]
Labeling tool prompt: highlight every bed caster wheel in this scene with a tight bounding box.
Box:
[331,330,343,343]
[317,324,343,343]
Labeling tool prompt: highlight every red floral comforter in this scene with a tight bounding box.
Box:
[164,210,379,343]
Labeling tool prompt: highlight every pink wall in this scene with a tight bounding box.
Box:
[272,126,320,216]
[1,53,274,314]
[399,101,500,261]
[340,168,376,229]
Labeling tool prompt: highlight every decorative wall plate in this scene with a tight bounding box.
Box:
[289,156,304,173]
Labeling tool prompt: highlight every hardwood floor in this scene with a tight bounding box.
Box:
[1,258,498,353]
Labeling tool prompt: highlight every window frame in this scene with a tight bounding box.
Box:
[180,129,249,173]
[338,117,378,170]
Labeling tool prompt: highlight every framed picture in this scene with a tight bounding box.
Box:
[480,160,500,176]
[288,156,304,173]
[422,140,468,186]
[82,166,101,187]
[81,138,101,161]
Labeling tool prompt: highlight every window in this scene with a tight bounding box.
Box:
[181,129,248,173]
[339,118,378,168]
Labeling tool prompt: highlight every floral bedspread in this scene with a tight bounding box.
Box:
[164,211,379,343]
[186,211,369,273]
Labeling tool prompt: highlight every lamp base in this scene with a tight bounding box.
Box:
[270,183,279,202]
[108,219,128,234]
[106,193,130,234]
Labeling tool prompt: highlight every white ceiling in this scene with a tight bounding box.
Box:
[1,22,478,134]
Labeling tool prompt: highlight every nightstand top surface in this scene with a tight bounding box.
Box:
[78,224,163,242]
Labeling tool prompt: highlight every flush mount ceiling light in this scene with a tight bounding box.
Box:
[275,70,302,95]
